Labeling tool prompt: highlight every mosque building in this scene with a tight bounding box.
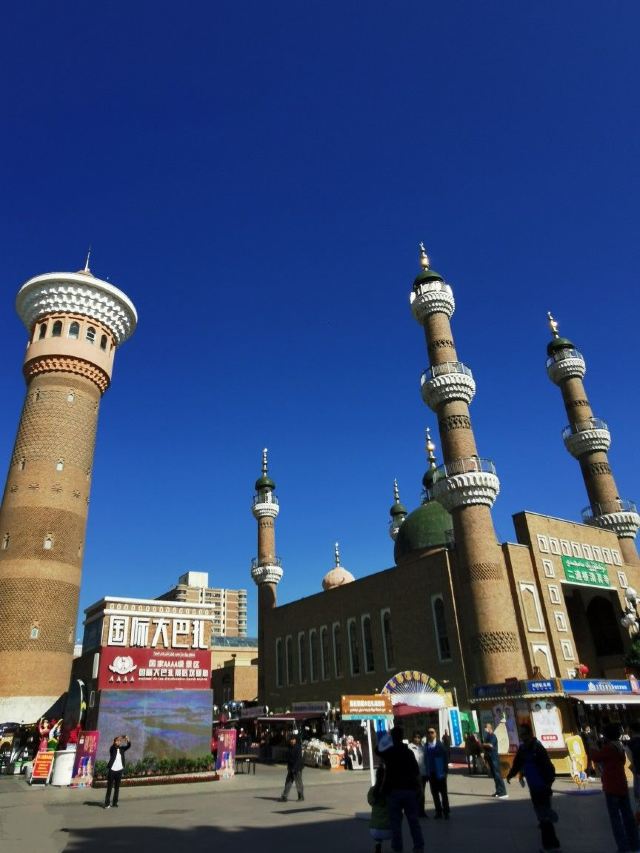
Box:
[252,247,640,741]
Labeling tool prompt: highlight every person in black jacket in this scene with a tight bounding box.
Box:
[104,735,131,809]
[278,734,304,802]
[378,727,424,852]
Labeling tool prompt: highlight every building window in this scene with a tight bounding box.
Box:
[320,626,330,680]
[68,322,80,340]
[560,640,575,661]
[532,643,556,677]
[1,533,8,550]
[519,583,544,633]
[592,545,603,562]
[571,541,581,558]
[548,585,561,604]
[361,615,375,673]
[275,638,284,688]
[554,612,568,632]
[612,550,622,567]
[100,334,108,350]
[52,320,63,337]
[536,534,549,553]
[333,623,343,678]
[602,548,612,564]
[582,543,593,560]
[67,391,75,403]
[38,324,47,340]
[542,559,555,578]
[18,457,25,471]
[34,389,40,402]
[43,535,53,550]
[77,542,83,558]
[560,540,571,557]
[30,624,39,640]
[618,571,629,589]
[56,459,64,472]
[86,326,96,344]
[298,632,307,683]
[549,537,560,555]
[381,609,395,669]
[309,629,319,682]
[432,596,452,661]
[348,619,360,676]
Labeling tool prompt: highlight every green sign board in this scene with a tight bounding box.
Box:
[562,556,610,588]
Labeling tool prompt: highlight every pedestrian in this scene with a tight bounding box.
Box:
[424,727,450,819]
[104,735,131,809]
[483,723,508,798]
[278,734,304,802]
[368,763,393,853]
[625,722,640,810]
[506,723,561,852]
[377,727,424,852]
[465,732,480,774]
[580,724,597,779]
[590,723,640,853]
[408,732,428,817]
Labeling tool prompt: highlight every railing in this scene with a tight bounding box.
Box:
[581,499,638,521]
[545,348,584,368]
[562,418,609,440]
[430,457,497,484]
[251,556,282,569]
[421,361,473,383]
[413,279,452,294]
[252,492,279,506]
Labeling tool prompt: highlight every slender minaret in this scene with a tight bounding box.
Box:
[410,244,525,685]
[0,258,137,721]
[389,479,408,540]
[546,312,640,565]
[251,448,282,701]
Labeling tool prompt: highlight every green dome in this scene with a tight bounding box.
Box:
[413,269,444,287]
[255,475,275,491]
[394,500,452,564]
[390,501,408,517]
[546,336,575,357]
[422,468,436,491]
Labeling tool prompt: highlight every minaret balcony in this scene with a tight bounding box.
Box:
[251,556,283,585]
[420,361,476,411]
[251,493,280,519]
[410,280,455,323]
[562,418,610,458]
[546,348,586,384]
[582,500,640,540]
[428,457,500,510]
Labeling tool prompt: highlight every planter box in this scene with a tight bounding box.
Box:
[93,771,219,788]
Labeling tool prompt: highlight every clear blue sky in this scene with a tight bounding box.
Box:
[1,2,639,639]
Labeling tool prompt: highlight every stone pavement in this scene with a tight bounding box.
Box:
[0,763,624,853]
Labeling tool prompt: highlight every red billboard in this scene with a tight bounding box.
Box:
[98,647,211,690]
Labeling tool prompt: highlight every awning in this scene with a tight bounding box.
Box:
[577,695,640,706]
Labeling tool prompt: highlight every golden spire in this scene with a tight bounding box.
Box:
[425,427,437,468]
[334,541,341,567]
[393,478,400,503]
[419,241,430,271]
[262,447,268,477]
[547,311,560,339]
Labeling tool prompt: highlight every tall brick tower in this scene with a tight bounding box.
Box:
[546,312,640,566]
[410,244,525,686]
[251,448,282,701]
[0,258,137,722]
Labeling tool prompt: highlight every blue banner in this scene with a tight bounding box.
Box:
[561,679,632,695]
[525,679,556,694]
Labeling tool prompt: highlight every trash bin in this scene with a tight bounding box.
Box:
[50,750,75,786]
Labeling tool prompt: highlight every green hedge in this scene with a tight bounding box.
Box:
[94,755,215,780]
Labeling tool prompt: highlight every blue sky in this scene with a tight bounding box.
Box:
[1,2,639,638]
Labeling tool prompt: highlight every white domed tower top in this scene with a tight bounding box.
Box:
[322,542,355,591]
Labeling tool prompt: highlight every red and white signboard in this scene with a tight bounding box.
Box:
[98,647,211,690]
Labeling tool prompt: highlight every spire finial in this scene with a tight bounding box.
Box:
[547,311,560,339]
[393,478,400,503]
[84,246,92,273]
[262,447,268,476]
[425,427,437,468]
[419,241,430,271]
[334,541,341,567]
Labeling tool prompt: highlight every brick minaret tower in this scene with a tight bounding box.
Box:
[546,312,640,566]
[251,448,282,701]
[410,244,525,686]
[0,258,137,722]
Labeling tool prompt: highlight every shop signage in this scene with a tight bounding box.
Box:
[525,680,557,694]
[240,705,268,719]
[341,695,393,720]
[106,614,209,649]
[561,679,633,695]
[98,647,210,690]
[70,731,100,788]
[530,699,565,749]
[31,750,55,785]
[562,556,610,588]
[474,683,514,699]
[291,701,331,715]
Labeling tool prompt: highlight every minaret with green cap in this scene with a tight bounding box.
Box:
[251,448,283,700]
[410,244,525,687]
[389,479,408,540]
[546,312,639,565]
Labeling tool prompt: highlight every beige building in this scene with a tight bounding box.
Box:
[157,572,248,637]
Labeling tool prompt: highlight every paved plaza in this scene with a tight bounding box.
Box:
[0,763,624,853]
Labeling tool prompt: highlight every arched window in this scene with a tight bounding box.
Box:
[56,459,64,472]
[67,391,75,403]
[320,626,330,680]
[381,609,395,669]
[86,326,96,344]
[68,322,80,339]
[30,624,40,640]
[275,638,284,687]
[1,533,9,550]
[298,632,307,683]
[348,618,361,675]
[309,630,319,682]
[18,457,26,471]
[52,320,62,337]
[43,535,53,550]
[432,596,452,661]
[333,623,343,678]
[286,636,294,685]
[100,334,108,350]
[361,615,375,672]
[587,596,624,656]
[38,324,47,340]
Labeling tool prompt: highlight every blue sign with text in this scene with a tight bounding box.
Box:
[561,679,632,695]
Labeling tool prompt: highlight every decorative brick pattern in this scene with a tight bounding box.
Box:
[24,356,110,393]
[428,338,454,354]
[439,414,472,433]
[0,577,77,652]
[472,631,520,655]
[566,399,590,410]
[0,506,85,565]
[584,461,612,476]
[467,562,503,581]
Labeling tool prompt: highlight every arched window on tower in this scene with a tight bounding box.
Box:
[348,618,361,676]
[361,615,375,673]
[52,320,62,337]
[309,629,319,682]
[18,457,26,471]
[286,635,294,685]
[275,638,284,688]
[333,623,343,678]
[43,535,53,550]
[86,326,96,344]
[30,624,40,640]
[68,321,80,339]
[320,626,330,680]
[38,324,47,340]
[381,609,395,669]
[56,459,64,472]
[1,533,9,550]
[100,334,108,350]
[432,596,452,661]
[298,632,307,683]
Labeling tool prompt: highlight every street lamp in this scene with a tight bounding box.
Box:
[621,587,640,635]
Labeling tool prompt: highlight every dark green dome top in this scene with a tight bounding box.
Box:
[546,336,575,357]
[422,468,436,491]
[390,500,408,517]
[394,499,452,564]
[255,475,275,491]
[413,269,444,288]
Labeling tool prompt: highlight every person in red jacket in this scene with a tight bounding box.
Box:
[590,723,640,852]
